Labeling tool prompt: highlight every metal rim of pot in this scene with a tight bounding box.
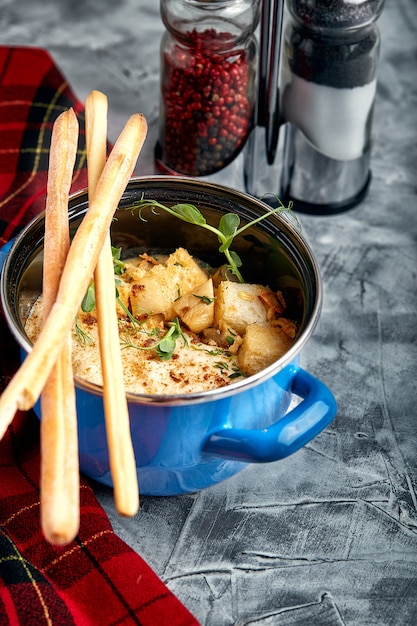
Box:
[0,176,323,406]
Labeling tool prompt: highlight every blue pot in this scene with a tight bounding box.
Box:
[0,177,337,495]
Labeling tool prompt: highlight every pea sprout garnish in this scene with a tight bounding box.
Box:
[111,245,125,275]
[128,196,298,283]
[75,198,298,366]
[80,246,126,315]
[80,282,95,313]
[121,317,188,361]
[154,318,188,360]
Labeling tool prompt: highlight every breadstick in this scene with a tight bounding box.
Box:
[41,336,79,544]
[0,112,148,438]
[40,108,80,544]
[86,90,139,516]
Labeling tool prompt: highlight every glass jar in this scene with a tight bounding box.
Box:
[155,0,260,177]
[244,0,385,214]
[281,0,384,162]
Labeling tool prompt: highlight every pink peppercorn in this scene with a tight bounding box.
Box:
[156,9,259,177]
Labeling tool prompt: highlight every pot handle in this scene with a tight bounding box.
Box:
[202,366,337,463]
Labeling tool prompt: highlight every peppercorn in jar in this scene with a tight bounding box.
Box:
[155,0,260,177]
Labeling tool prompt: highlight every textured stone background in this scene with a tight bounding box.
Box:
[1,0,416,624]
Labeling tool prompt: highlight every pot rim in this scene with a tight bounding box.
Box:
[1,175,323,406]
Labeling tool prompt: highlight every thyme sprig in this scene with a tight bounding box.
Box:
[75,315,94,347]
[115,280,141,332]
[129,196,298,283]
[213,360,245,379]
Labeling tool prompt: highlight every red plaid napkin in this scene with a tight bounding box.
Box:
[0,46,199,625]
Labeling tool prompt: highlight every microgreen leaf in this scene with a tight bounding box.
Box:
[171,203,206,225]
[122,317,187,362]
[223,250,242,280]
[81,282,96,312]
[218,214,239,253]
[155,318,187,360]
[112,246,125,275]
[156,334,177,360]
[219,213,239,238]
[228,250,242,268]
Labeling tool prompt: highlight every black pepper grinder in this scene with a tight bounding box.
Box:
[245,0,385,214]
[155,0,261,178]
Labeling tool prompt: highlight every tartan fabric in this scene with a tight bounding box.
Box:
[0,45,88,247]
[0,46,199,625]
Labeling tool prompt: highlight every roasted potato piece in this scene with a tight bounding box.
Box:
[124,261,150,282]
[130,270,170,317]
[172,278,215,333]
[238,323,293,376]
[214,282,269,335]
[129,247,208,318]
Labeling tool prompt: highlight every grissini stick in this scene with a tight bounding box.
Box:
[86,90,139,517]
[0,112,148,438]
[40,108,80,544]
[41,336,79,544]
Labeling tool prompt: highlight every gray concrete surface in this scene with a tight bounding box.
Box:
[1,1,416,623]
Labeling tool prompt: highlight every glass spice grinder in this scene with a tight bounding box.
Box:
[155,0,261,178]
[245,0,385,214]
